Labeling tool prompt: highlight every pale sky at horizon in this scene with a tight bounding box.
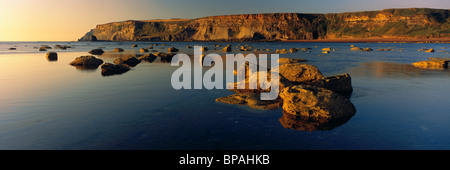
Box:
[0,0,449,41]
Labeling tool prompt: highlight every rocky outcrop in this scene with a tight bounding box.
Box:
[46,52,58,61]
[312,73,353,95]
[101,63,130,76]
[277,58,308,64]
[69,56,104,69]
[79,8,450,42]
[89,49,104,55]
[114,56,141,67]
[276,63,324,84]
[412,60,449,70]
[280,85,356,118]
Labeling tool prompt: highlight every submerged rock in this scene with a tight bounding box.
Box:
[425,48,435,53]
[223,45,232,52]
[69,56,103,67]
[46,52,58,61]
[8,48,16,50]
[114,56,141,67]
[280,85,356,118]
[114,48,124,52]
[312,73,353,96]
[131,44,138,47]
[89,48,105,55]
[215,93,282,110]
[277,58,308,64]
[101,63,130,76]
[361,48,373,51]
[276,49,288,54]
[289,48,299,53]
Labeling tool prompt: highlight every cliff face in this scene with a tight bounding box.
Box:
[79,8,450,41]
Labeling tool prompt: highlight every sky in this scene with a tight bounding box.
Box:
[0,0,449,41]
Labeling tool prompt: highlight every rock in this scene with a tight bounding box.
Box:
[131,44,138,47]
[201,47,208,51]
[322,51,330,53]
[279,111,354,132]
[69,56,103,67]
[277,58,308,64]
[376,48,391,51]
[425,48,435,53]
[276,49,288,54]
[140,48,149,53]
[223,45,232,52]
[39,48,47,51]
[88,48,105,55]
[412,60,449,70]
[215,93,282,110]
[114,48,124,52]
[322,47,331,51]
[40,45,52,49]
[8,48,16,50]
[114,56,141,67]
[186,46,193,49]
[101,63,130,76]
[289,48,299,53]
[146,46,154,49]
[350,47,361,51]
[350,45,355,47]
[138,53,157,62]
[279,84,356,118]
[46,52,58,61]
[361,48,373,51]
[275,63,324,84]
[168,47,179,52]
[312,73,353,95]
[54,45,69,50]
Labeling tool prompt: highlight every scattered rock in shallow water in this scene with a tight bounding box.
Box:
[350,47,361,51]
[114,56,141,67]
[114,48,124,52]
[89,48,104,55]
[69,56,103,67]
[167,47,179,52]
[322,47,331,51]
[223,45,232,52]
[101,63,130,76]
[280,84,356,118]
[425,48,435,53]
[146,46,154,49]
[140,48,149,53]
[312,73,353,96]
[361,48,373,51]
[215,93,282,110]
[277,58,308,64]
[412,60,448,70]
[289,48,299,53]
[201,47,208,51]
[8,48,16,50]
[138,53,157,63]
[131,44,138,47]
[46,52,58,61]
[276,49,288,54]
[186,46,192,49]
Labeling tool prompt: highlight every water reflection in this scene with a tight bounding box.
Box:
[349,62,450,78]
[72,65,99,72]
[279,111,355,132]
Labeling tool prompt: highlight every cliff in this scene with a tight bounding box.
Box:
[79,8,450,42]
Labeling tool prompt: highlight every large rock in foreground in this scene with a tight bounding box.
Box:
[46,52,58,61]
[280,85,356,118]
[312,73,353,95]
[69,56,104,66]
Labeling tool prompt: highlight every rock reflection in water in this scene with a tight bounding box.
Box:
[279,111,354,132]
[349,62,450,78]
[72,65,99,72]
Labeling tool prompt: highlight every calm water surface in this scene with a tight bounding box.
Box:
[0,41,449,149]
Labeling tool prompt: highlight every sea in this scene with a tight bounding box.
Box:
[0,41,449,150]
